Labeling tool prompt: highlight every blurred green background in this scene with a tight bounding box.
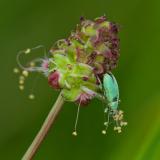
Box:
[0,0,160,159]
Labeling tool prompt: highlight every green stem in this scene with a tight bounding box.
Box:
[22,92,64,160]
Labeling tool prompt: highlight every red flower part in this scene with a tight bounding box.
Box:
[41,59,49,69]
[75,92,94,106]
[109,23,119,34]
[48,71,61,89]
[93,63,104,75]
[103,50,113,59]
[95,16,107,24]
[82,76,89,81]
[110,37,119,48]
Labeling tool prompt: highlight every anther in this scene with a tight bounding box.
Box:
[114,126,118,131]
[30,62,35,67]
[102,130,106,135]
[22,70,29,77]
[118,129,122,133]
[119,110,123,114]
[104,122,108,126]
[120,121,128,126]
[104,108,108,113]
[28,94,35,100]
[24,48,31,54]
[72,131,77,136]
[19,85,24,90]
[19,75,25,80]
[13,68,19,74]
[19,79,24,84]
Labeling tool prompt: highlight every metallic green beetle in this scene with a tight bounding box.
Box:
[103,72,119,111]
[101,72,127,134]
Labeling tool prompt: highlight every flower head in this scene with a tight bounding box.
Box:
[14,16,126,135]
[14,16,120,105]
[49,16,120,104]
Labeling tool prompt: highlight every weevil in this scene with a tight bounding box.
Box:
[103,72,119,111]
[101,72,127,134]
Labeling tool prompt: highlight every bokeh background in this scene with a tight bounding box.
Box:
[0,0,160,159]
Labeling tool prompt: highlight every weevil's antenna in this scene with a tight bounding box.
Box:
[72,98,82,136]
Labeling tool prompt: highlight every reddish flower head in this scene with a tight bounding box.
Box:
[48,71,61,89]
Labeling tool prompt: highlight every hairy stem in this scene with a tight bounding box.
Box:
[22,92,64,160]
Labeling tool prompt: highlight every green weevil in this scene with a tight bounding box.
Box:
[101,72,127,134]
[103,72,119,111]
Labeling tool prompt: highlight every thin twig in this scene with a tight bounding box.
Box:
[22,92,64,160]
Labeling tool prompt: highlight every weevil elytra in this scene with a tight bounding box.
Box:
[103,72,119,111]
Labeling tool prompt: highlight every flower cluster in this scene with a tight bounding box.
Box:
[48,16,120,105]
[14,16,126,134]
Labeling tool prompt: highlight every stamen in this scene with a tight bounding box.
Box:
[30,62,35,67]
[72,98,81,136]
[19,79,24,84]
[28,94,35,100]
[19,75,25,80]
[13,68,19,74]
[72,131,77,136]
[24,48,31,54]
[102,130,106,135]
[19,85,24,90]
[22,70,29,77]
[104,122,108,126]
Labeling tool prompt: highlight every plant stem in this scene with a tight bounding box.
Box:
[22,92,64,160]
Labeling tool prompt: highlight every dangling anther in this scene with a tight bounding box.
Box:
[102,130,106,135]
[19,85,24,90]
[13,68,19,74]
[22,70,29,77]
[24,48,31,54]
[104,121,108,126]
[28,94,35,100]
[19,79,24,84]
[30,62,35,67]
[72,98,81,136]
[72,131,78,136]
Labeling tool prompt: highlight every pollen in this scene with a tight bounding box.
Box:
[104,122,108,126]
[13,68,19,74]
[30,62,35,67]
[29,94,35,100]
[120,121,128,126]
[72,131,77,136]
[19,75,25,80]
[102,130,106,135]
[24,48,31,54]
[19,85,24,90]
[19,79,24,84]
[22,70,29,77]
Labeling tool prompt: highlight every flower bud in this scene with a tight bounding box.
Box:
[75,92,94,106]
[48,71,61,89]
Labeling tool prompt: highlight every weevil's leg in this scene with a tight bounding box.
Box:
[72,98,82,136]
